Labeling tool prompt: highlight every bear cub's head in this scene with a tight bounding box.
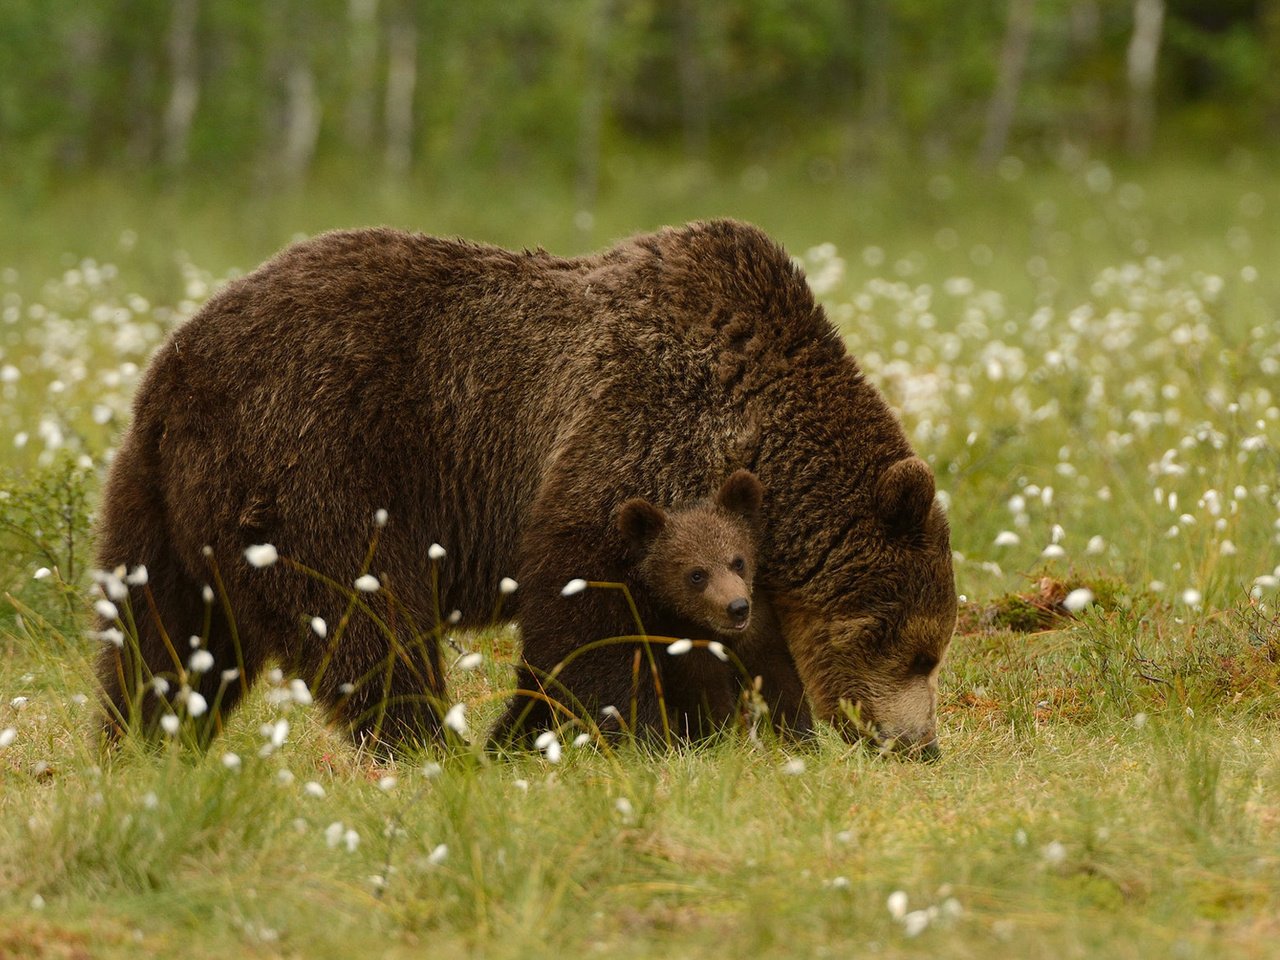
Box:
[618,470,763,637]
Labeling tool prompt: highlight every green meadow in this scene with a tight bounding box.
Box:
[1,156,1279,958]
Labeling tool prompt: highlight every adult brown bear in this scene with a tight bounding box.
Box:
[94,220,955,755]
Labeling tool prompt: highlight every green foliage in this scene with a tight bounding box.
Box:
[2,0,1278,192]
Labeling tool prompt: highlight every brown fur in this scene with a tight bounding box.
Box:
[612,469,802,739]
[94,220,955,755]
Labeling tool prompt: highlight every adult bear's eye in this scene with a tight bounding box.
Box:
[909,653,939,675]
[687,569,708,587]
[730,556,745,573]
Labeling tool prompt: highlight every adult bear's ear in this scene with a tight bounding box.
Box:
[618,498,665,547]
[875,457,935,534]
[716,469,763,517]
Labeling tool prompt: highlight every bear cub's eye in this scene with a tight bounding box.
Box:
[730,556,746,574]
[687,569,708,587]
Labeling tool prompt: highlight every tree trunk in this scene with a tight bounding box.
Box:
[162,0,200,169]
[675,0,709,160]
[281,61,321,179]
[1266,0,1280,138]
[344,0,380,149]
[576,0,613,240]
[1125,0,1165,156]
[977,0,1036,170]
[859,0,890,134]
[384,16,418,176]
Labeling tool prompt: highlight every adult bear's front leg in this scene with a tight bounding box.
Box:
[737,596,814,736]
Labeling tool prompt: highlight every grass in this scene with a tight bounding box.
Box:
[2,152,1279,957]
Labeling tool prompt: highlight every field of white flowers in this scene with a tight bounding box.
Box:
[0,159,1278,958]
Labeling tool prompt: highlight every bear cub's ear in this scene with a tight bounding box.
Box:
[875,457,936,534]
[618,498,666,546]
[716,469,763,517]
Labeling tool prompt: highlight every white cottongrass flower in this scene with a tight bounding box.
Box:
[1086,535,1106,555]
[304,781,326,798]
[95,570,128,601]
[310,616,328,638]
[30,894,45,911]
[378,775,398,792]
[561,578,588,597]
[1133,712,1148,729]
[1062,588,1095,613]
[261,718,289,750]
[375,508,388,527]
[1041,544,1066,559]
[1051,523,1065,544]
[125,565,149,586]
[499,577,518,595]
[448,609,463,624]
[95,627,125,647]
[221,668,240,684]
[189,635,201,648]
[324,822,344,847]
[513,779,530,792]
[428,543,446,561]
[572,732,591,748]
[1254,575,1279,590]
[33,567,51,580]
[189,649,215,673]
[707,641,728,662]
[202,584,215,604]
[614,797,635,820]
[244,544,279,568]
[455,652,483,671]
[185,691,208,717]
[10,696,27,709]
[887,890,909,919]
[534,730,562,763]
[1220,540,1237,556]
[354,574,380,592]
[221,752,241,770]
[288,678,312,705]
[782,757,806,775]
[443,703,468,736]
[1042,840,1067,865]
[160,714,180,736]
[0,727,16,748]
[93,599,119,621]
[1180,588,1203,606]
[421,762,443,779]
[993,531,1020,547]
[666,638,693,655]
[427,843,449,866]
[151,676,171,696]
[277,769,295,786]
[902,910,930,937]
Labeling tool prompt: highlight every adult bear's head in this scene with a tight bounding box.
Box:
[769,455,956,760]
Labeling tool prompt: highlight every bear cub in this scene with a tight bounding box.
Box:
[616,469,764,737]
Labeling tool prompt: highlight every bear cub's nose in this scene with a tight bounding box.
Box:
[727,598,750,624]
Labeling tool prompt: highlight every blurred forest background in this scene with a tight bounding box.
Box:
[1,0,1277,290]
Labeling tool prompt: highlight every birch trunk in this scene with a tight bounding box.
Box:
[1125,0,1165,155]
[162,0,200,168]
[977,0,1035,170]
[384,18,418,176]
